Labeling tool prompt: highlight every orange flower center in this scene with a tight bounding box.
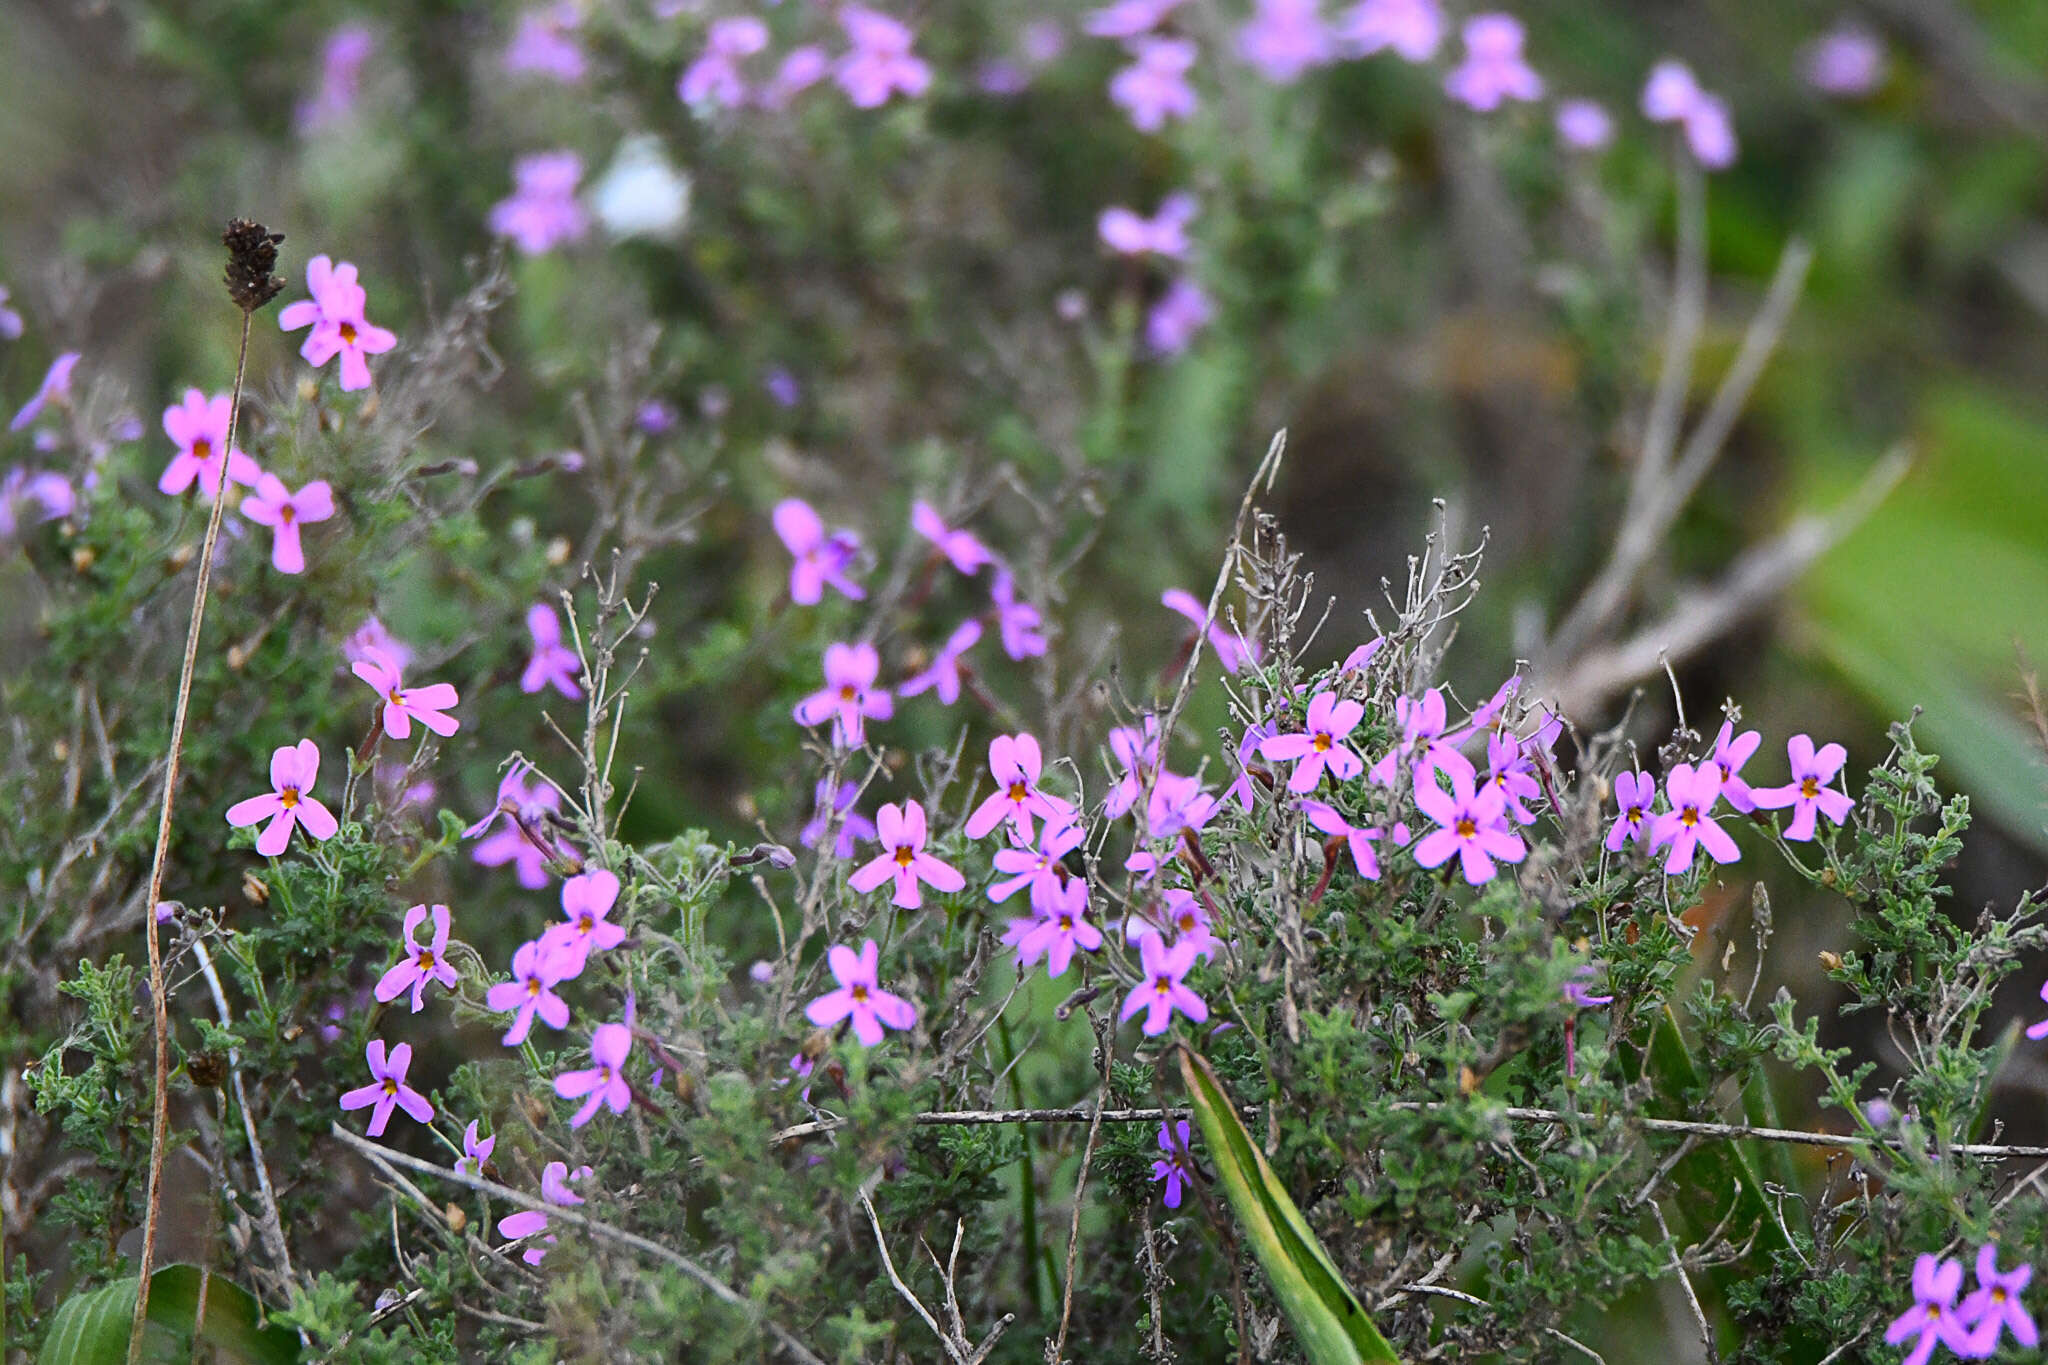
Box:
[279,787,300,810]
[193,438,212,461]
[894,845,914,867]
[340,321,358,344]
[1681,807,1699,828]
[839,684,857,701]
[1154,975,1172,996]
[1455,817,1476,838]
[382,1078,398,1096]
[1800,777,1819,798]
[852,984,870,1002]
[280,504,296,524]
[527,978,543,997]
[1312,733,1331,752]
[416,950,435,969]
[1009,781,1028,801]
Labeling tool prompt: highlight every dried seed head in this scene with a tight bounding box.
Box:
[222,219,286,313]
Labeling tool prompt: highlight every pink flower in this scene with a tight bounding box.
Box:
[1099,192,1197,258]
[1259,691,1365,793]
[488,152,590,255]
[239,474,334,574]
[1161,587,1255,672]
[849,800,965,909]
[486,937,573,1046]
[0,285,20,341]
[836,7,931,108]
[468,763,568,888]
[455,1119,494,1177]
[8,352,80,432]
[1555,98,1614,150]
[338,1039,434,1137]
[759,45,832,109]
[277,255,397,393]
[1236,0,1332,84]
[157,389,261,498]
[1959,1244,2037,1356]
[541,868,625,976]
[1649,762,1740,875]
[374,903,460,1013]
[1443,14,1542,112]
[226,739,339,857]
[989,817,1086,909]
[773,498,866,604]
[497,1160,589,1266]
[1749,734,1854,842]
[1125,887,1219,960]
[679,15,770,108]
[1145,276,1213,355]
[351,647,460,740]
[1,466,74,543]
[1368,688,1469,786]
[1412,763,1525,884]
[1105,715,1161,818]
[344,616,412,672]
[1121,933,1207,1035]
[1333,0,1441,62]
[1886,1254,1974,1365]
[1706,720,1762,813]
[1640,60,1737,170]
[801,778,877,859]
[1110,36,1198,132]
[521,603,583,699]
[1802,26,1887,99]
[506,3,586,83]
[555,1019,633,1127]
[1604,770,1656,852]
[792,641,893,747]
[1302,800,1381,879]
[1083,0,1184,39]
[911,500,995,575]
[296,24,375,132]
[1004,876,1102,978]
[898,619,982,705]
[806,939,918,1045]
[991,570,1049,658]
[966,733,1074,841]
[1483,730,1542,825]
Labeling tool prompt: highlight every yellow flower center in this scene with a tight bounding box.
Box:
[852,984,870,1002]
[527,978,543,997]
[387,688,405,706]
[382,1078,398,1096]
[416,950,435,969]
[280,787,300,809]
[1312,733,1331,752]
[1681,807,1699,828]
[1455,817,1476,838]
[839,684,857,702]
[1801,777,1819,798]
[895,845,914,867]
[1009,780,1028,801]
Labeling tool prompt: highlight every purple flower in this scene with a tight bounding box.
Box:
[506,3,586,83]
[1151,1118,1194,1206]
[1005,876,1103,978]
[489,152,590,256]
[773,498,866,605]
[9,352,80,432]
[836,7,931,108]
[1555,98,1614,150]
[1121,933,1208,1035]
[498,1160,589,1266]
[679,15,770,108]
[352,647,461,740]
[991,570,1049,659]
[1084,0,1184,39]
[338,1039,434,1137]
[1110,36,1199,133]
[1649,762,1739,875]
[1302,800,1381,879]
[1237,0,1332,84]
[1145,277,1213,355]
[468,763,566,888]
[989,817,1086,908]
[1127,887,1220,961]
[1413,763,1525,884]
[1105,715,1161,818]
[1561,965,1613,1077]
[1886,1254,1974,1365]
[555,1019,633,1127]
[1333,0,1441,62]
[764,366,801,408]
[792,642,893,747]
[1604,770,1656,852]
[850,800,965,909]
[486,937,573,1046]
[157,389,261,498]
[1161,588,1255,672]
[520,603,583,699]
[1259,691,1365,793]
[455,1119,494,1177]
[1443,14,1542,112]
[374,903,459,1013]
[276,256,396,393]
[1802,26,1887,98]
[898,620,982,705]
[801,778,878,859]
[760,45,832,109]
[1368,688,1465,787]
[543,868,626,976]
[911,500,995,575]
[239,474,334,575]
[806,939,917,1046]
[0,284,23,340]
[344,616,412,672]
[1482,731,1542,825]
[967,733,1075,841]
[1224,721,1271,812]
[1707,721,1762,813]
[1144,772,1218,842]
[226,740,339,857]
[1749,734,1853,842]
[0,466,74,543]
[1641,60,1737,170]
[297,24,375,131]
[1099,192,1197,259]
[1960,1244,2037,1355]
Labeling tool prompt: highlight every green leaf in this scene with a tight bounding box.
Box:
[1176,1047,1400,1364]
[37,1265,299,1365]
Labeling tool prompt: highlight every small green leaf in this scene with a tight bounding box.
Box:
[37,1265,299,1365]
[1177,1047,1401,1364]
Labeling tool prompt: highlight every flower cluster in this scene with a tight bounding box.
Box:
[1889,1248,2035,1363]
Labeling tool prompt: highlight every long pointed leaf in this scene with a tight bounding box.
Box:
[36,1266,298,1365]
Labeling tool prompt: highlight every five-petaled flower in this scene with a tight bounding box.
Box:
[1099,193,1197,258]
[1605,770,1657,852]
[1110,35,1198,132]
[1004,877,1102,978]
[1105,715,1162,818]
[278,255,397,392]
[793,642,893,747]
[806,939,918,1046]
[1122,932,1208,1035]
[990,570,1049,659]
[1706,720,1762,813]
[801,778,878,859]
[773,499,866,604]
[898,619,981,706]
[1412,763,1525,885]
[1650,762,1739,875]
[486,937,573,1046]
[850,800,965,909]
[497,1160,590,1267]
[240,474,335,574]
[455,1119,495,1178]
[227,739,339,857]
[352,646,461,740]
[542,868,626,975]
[1151,1118,1195,1207]
[488,151,590,255]
[1960,1243,2037,1356]
[1443,13,1542,111]
[467,762,569,888]
[1302,800,1382,879]
[835,6,931,108]
[338,1039,434,1137]
[374,903,460,1013]
[158,389,261,498]
[966,733,1073,841]
[1885,1253,1974,1365]
[1161,588,1257,673]
[555,1018,634,1127]
[1259,691,1365,793]
[1560,965,1613,1078]
[9,352,80,432]
[521,603,583,699]
[989,817,1085,910]
[911,500,994,575]
[1750,734,1853,842]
